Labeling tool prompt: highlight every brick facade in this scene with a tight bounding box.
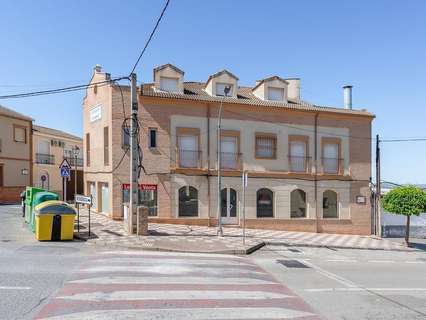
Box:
[83,65,374,235]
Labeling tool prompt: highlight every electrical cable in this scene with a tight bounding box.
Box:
[0,77,127,100]
[128,0,170,76]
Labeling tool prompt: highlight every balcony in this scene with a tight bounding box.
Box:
[64,156,84,168]
[220,152,242,170]
[177,149,201,168]
[322,157,343,175]
[288,156,311,173]
[36,153,55,165]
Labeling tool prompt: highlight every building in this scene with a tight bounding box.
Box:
[0,105,33,203]
[83,64,374,235]
[33,125,84,200]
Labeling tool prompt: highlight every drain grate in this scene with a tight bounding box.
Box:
[277,259,310,268]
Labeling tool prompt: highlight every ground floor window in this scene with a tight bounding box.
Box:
[257,188,273,218]
[178,186,198,217]
[122,184,158,216]
[323,190,338,218]
[291,189,306,218]
[140,188,158,216]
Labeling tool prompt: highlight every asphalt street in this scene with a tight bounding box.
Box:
[0,205,89,320]
[2,204,426,319]
[251,244,426,320]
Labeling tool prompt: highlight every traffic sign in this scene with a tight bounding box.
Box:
[60,166,71,178]
[75,194,92,205]
[59,159,71,178]
[59,158,71,169]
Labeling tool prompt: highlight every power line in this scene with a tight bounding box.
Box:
[0,76,127,100]
[128,0,171,75]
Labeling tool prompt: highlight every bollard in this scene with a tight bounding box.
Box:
[136,206,148,236]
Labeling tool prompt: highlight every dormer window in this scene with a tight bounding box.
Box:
[160,77,179,92]
[216,83,233,97]
[153,64,184,94]
[267,87,284,101]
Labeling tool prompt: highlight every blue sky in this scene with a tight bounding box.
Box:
[1,0,425,183]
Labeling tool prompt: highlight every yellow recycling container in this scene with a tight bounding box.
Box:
[35,201,76,241]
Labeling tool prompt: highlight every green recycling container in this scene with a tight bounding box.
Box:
[30,191,59,233]
[24,187,45,224]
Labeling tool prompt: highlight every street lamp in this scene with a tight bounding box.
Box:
[72,146,80,201]
[217,85,231,237]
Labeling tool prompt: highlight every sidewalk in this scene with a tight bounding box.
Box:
[75,210,415,254]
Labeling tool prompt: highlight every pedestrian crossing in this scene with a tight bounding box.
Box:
[35,250,321,320]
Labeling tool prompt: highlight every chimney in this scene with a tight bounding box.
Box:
[94,64,102,73]
[286,78,301,100]
[343,85,352,109]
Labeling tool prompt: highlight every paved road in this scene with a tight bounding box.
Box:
[252,245,426,320]
[34,250,321,319]
[0,205,89,320]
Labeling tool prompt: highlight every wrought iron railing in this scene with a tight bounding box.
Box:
[177,150,201,168]
[36,153,55,165]
[288,156,311,173]
[220,152,242,170]
[64,156,84,167]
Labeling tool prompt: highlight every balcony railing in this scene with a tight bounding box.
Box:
[177,150,201,168]
[64,156,84,168]
[322,157,343,175]
[288,156,311,173]
[220,152,242,170]
[36,153,55,165]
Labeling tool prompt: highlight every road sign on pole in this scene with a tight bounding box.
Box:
[59,159,71,178]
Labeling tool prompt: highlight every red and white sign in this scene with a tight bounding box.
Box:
[122,184,157,191]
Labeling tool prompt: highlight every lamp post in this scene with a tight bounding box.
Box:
[217,85,231,237]
[72,146,80,202]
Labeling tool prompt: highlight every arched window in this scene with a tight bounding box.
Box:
[291,189,306,218]
[257,188,274,218]
[178,186,198,217]
[323,190,338,218]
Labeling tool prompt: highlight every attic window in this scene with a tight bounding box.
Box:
[160,77,179,92]
[216,83,232,97]
[268,87,284,101]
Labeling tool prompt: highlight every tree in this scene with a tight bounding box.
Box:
[382,186,426,245]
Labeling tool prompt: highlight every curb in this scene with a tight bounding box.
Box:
[85,239,265,255]
[264,241,416,252]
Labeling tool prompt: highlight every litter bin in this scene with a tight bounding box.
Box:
[35,201,76,241]
[24,187,45,223]
[30,192,59,233]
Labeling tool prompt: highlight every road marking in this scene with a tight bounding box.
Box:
[99,250,239,259]
[69,276,277,285]
[0,286,31,290]
[305,287,426,292]
[91,257,253,266]
[368,260,395,263]
[405,261,424,264]
[326,259,357,263]
[301,260,358,288]
[40,307,315,320]
[57,290,294,301]
[80,265,265,275]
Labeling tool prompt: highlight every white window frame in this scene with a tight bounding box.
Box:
[267,87,285,101]
[159,76,179,92]
[215,83,233,97]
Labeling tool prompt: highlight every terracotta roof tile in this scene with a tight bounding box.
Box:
[139,82,374,117]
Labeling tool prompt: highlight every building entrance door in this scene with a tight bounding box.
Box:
[221,188,238,224]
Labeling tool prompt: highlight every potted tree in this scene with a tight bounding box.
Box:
[382,185,426,245]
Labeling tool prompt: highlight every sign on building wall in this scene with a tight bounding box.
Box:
[122,184,157,191]
[89,105,102,122]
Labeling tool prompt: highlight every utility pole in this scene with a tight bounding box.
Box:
[129,73,139,234]
[375,134,381,237]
